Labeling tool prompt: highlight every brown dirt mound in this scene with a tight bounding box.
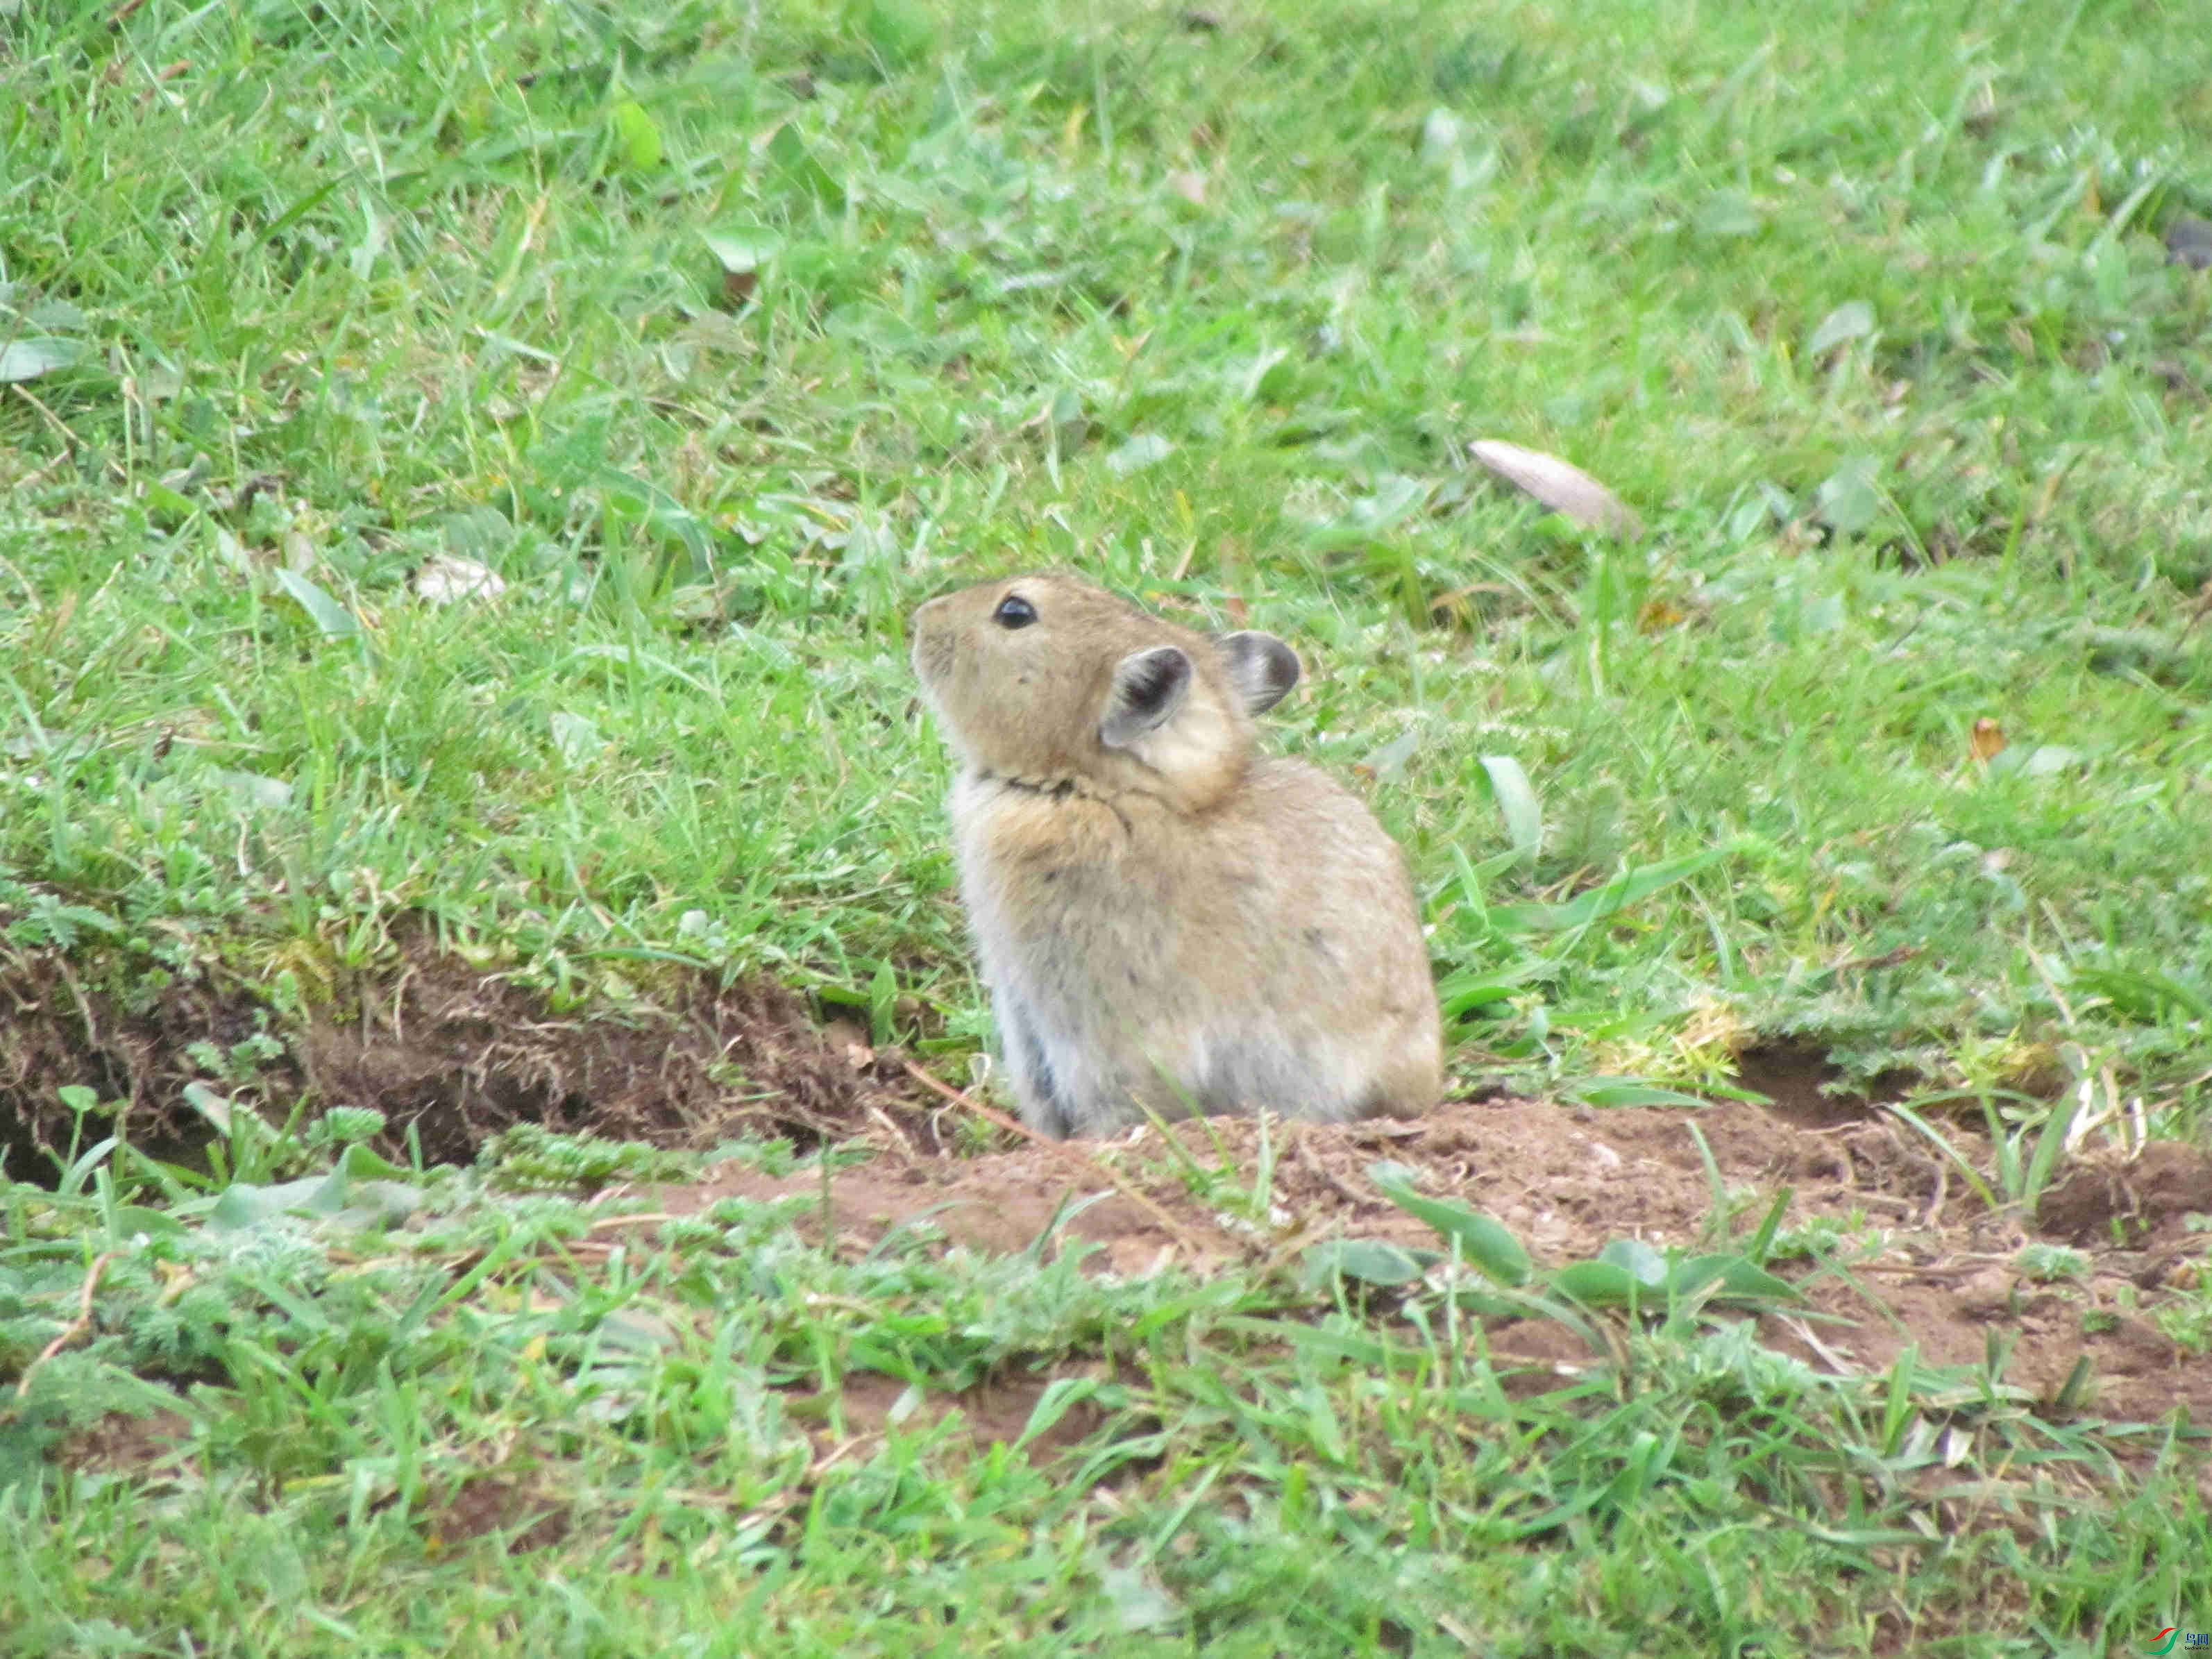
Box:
[0,930,924,1180]
[655,1096,2212,1431]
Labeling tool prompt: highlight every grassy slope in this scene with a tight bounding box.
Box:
[4,0,2212,1651]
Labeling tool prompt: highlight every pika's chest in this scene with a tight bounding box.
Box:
[951,782,1181,923]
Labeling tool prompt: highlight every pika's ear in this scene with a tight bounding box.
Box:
[1215,631,1300,714]
[1100,646,1192,748]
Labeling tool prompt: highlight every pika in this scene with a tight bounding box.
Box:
[909,572,1442,1138]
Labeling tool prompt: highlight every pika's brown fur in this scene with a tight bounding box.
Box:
[910,572,1442,1138]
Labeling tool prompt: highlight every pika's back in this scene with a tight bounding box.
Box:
[909,572,1301,814]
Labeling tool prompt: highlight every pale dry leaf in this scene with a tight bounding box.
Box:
[1107,432,1174,475]
[1419,107,1467,163]
[1166,170,1207,208]
[1807,300,1875,357]
[411,554,507,606]
[1469,439,1644,539]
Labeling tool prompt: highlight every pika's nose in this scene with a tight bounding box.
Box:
[909,595,952,677]
[912,596,968,661]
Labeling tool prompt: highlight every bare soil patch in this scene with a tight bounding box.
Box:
[420,1472,574,1553]
[296,950,918,1164]
[56,1407,194,1480]
[0,929,926,1179]
[659,1095,2212,1431]
[813,1367,1115,1462]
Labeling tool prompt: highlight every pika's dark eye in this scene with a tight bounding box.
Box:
[993,593,1037,630]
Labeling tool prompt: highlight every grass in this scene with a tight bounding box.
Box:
[5,0,2212,1650]
[7,1127,2209,1656]
[2,0,2208,1095]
